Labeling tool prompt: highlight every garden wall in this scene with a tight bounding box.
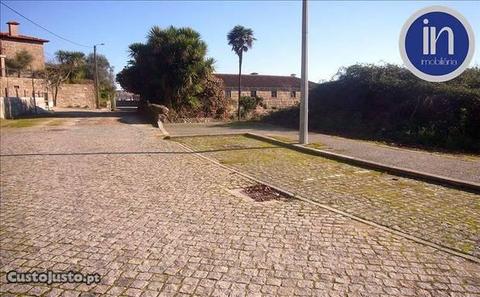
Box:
[55,82,95,108]
[0,77,95,109]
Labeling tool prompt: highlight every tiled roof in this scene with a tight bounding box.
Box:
[0,32,49,43]
[215,73,317,90]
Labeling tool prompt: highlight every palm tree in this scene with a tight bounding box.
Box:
[117,26,215,111]
[227,25,256,119]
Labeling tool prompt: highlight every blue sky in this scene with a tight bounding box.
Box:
[1,1,479,82]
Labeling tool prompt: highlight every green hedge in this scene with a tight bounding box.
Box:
[263,64,480,152]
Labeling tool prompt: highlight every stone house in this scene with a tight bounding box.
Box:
[0,21,95,118]
[0,21,49,72]
[215,73,317,110]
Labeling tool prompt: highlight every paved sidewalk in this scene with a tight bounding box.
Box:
[176,135,480,258]
[1,113,479,296]
[164,122,480,184]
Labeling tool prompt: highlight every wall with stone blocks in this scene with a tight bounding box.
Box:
[1,76,47,98]
[0,77,95,109]
[0,39,45,70]
[226,90,300,109]
[55,82,95,108]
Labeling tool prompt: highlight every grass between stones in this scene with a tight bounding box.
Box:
[305,142,327,150]
[0,118,63,128]
[264,135,297,144]
[250,134,327,149]
[173,134,480,257]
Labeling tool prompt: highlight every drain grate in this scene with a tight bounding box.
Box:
[241,184,291,202]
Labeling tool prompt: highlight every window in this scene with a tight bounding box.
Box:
[290,91,296,98]
[225,90,231,98]
[251,90,257,97]
[271,90,277,98]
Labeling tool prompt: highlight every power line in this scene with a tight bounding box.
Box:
[1,1,91,48]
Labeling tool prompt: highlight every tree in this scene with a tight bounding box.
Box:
[227,25,256,119]
[54,50,86,83]
[117,26,219,114]
[44,62,68,106]
[43,50,115,107]
[85,53,116,105]
[5,49,33,77]
[86,54,114,87]
[42,51,86,105]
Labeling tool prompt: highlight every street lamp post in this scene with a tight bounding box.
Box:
[299,0,309,144]
[93,43,104,109]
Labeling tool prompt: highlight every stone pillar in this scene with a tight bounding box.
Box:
[0,55,6,77]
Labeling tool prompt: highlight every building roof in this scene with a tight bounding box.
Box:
[215,73,317,90]
[0,32,49,44]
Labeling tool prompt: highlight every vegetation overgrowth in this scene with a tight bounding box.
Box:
[263,64,480,152]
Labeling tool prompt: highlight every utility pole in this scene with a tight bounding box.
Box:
[93,43,104,109]
[299,0,309,144]
[238,53,242,120]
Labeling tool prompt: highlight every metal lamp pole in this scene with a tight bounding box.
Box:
[299,0,309,144]
[93,43,104,109]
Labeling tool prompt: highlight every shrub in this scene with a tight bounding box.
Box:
[239,96,263,118]
[263,64,480,152]
[196,74,229,119]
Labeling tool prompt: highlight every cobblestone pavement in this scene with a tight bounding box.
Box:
[164,122,480,184]
[1,113,479,296]
[175,135,480,258]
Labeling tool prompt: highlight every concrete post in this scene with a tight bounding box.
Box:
[0,55,6,77]
[299,0,309,144]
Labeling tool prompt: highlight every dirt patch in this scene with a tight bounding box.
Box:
[73,118,119,126]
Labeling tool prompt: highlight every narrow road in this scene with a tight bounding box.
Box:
[1,111,479,296]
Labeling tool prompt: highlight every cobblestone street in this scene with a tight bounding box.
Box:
[1,113,479,296]
[176,135,480,258]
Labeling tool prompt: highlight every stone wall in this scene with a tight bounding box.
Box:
[0,39,45,70]
[55,82,95,108]
[1,76,48,98]
[226,89,300,109]
[0,77,95,109]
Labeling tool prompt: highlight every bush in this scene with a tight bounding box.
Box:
[194,74,229,119]
[239,96,264,118]
[263,64,480,152]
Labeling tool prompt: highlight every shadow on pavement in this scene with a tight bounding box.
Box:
[11,107,152,126]
[0,146,279,157]
[211,121,293,132]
